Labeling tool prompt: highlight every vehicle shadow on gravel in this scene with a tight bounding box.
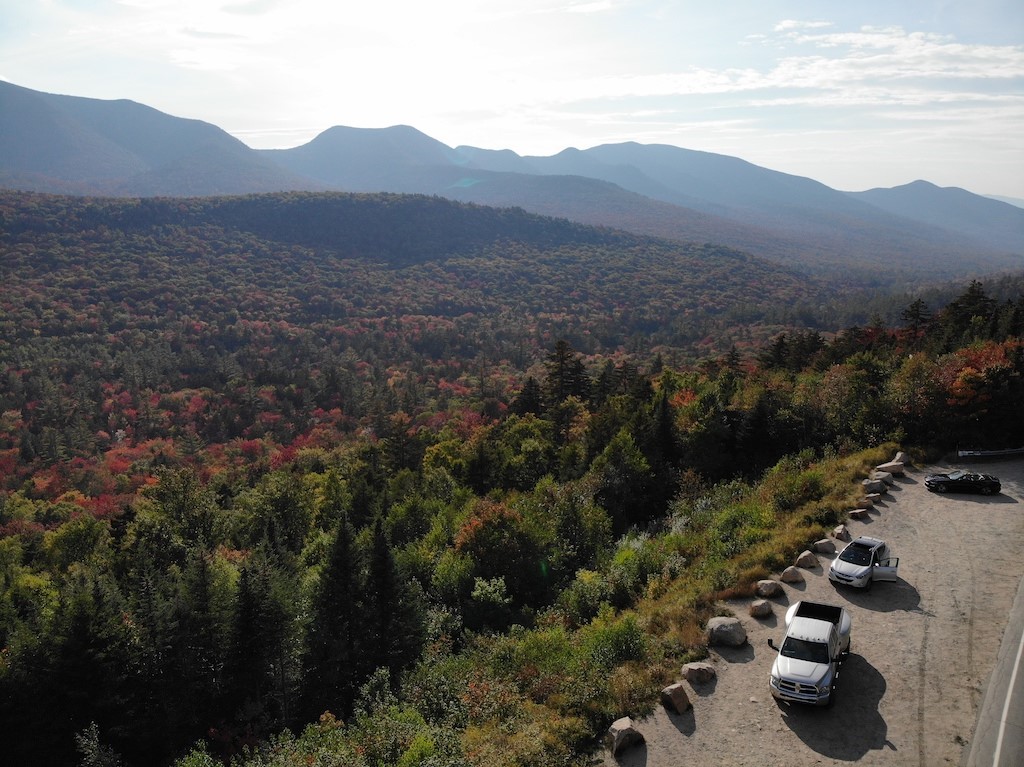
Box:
[831,578,927,615]
[932,493,1018,505]
[777,654,896,760]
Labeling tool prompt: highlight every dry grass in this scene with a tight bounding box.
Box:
[625,444,898,666]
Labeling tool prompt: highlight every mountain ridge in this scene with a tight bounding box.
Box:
[2,80,1021,286]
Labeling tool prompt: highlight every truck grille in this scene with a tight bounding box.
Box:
[778,679,818,696]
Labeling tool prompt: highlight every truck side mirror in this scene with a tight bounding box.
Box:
[768,638,777,650]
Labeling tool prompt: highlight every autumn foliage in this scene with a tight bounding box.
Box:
[0,190,1021,766]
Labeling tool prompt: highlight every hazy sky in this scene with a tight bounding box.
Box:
[3,1,1023,196]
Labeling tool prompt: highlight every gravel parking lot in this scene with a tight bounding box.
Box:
[602,457,1024,767]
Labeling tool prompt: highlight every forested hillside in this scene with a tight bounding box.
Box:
[0,190,1022,766]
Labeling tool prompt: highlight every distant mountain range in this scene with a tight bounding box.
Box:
[2,80,1021,286]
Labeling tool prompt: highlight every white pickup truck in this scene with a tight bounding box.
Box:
[768,600,851,707]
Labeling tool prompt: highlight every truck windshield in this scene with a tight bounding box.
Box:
[781,637,830,664]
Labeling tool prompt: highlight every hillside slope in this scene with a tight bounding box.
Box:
[0,190,829,362]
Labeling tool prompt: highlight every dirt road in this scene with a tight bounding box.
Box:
[602,457,1024,767]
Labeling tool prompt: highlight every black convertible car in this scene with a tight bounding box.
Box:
[924,469,1001,495]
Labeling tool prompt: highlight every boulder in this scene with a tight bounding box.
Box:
[862,478,887,494]
[863,492,882,503]
[871,470,895,485]
[660,683,692,714]
[755,579,783,598]
[749,599,773,618]
[781,565,805,584]
[606,717,644,756]
[876,460,905,476]
[707,616,747,647]
[893,451,908,465]
[682,661,717,684]
[849,508,869,520]
[795,550,818,569]
[813,538,836,554]
[832,524,850,541]
[855,497,874,509]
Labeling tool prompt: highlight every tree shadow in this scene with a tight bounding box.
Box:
[776,654,896,760]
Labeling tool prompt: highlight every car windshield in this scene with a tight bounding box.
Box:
[781,637,830,664]
[839,545,871,566]
[948,470,967,480]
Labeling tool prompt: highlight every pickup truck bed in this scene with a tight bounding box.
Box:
[791,601,844,624]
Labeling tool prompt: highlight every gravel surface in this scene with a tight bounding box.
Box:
[600,457,1024,767]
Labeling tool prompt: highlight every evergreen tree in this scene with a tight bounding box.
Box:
[225,547,295,735]
[941,280,996,345]
[542,340,590,407]
[359,519,425,687]
[300,510,360,722]
[509,375,543,415]
[900,297,932,340]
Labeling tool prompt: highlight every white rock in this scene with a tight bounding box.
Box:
[707,616,747,647]
[781,565,805,583]
[795,550,818,568]
[814,538,836,554]
[682,661,716,684]
[876,460,905,475]
[607,717,644,755]
[755,579,783,598]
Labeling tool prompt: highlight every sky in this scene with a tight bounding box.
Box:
[2,1,1024,197]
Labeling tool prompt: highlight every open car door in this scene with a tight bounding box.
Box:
[874,557,899,583]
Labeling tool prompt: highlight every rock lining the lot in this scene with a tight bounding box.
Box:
[872,470,895,485]
[682,661,717,684]
[660,683,692,714]
[707,616,747,646]
[749,599,773,618]
[877,460,905,475]
[755,579,783,597]
[606,717,644,755]
[814,538,837,553]
[781,565,805,583]
[795,549,819,568]
[862,478,887,494]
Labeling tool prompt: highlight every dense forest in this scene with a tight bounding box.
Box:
[0,190,1022,766]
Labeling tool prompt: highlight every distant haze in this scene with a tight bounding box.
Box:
[1,1,1022,197]
[3,81,1021,290]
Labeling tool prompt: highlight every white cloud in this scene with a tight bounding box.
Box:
[774,20,832,32]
